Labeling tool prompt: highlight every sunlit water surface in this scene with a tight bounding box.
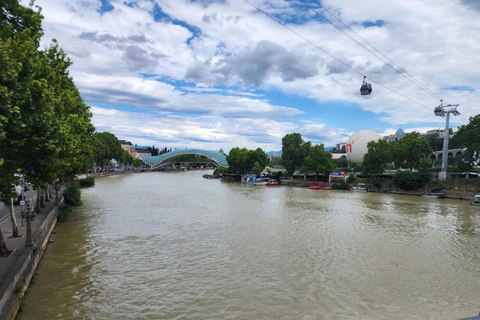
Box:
[18,171,480,319]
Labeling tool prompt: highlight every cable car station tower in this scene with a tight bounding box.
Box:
[434,101,460,180]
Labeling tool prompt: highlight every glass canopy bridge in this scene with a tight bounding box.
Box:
[138,149,228,169]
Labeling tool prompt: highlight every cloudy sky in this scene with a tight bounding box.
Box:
[24,0,480,152]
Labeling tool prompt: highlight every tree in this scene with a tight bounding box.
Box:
[301,144,334,181]
[391,132,432,170]
[226,147,269,174]
[453,114,480,170]
[362,139,391,184]
[281,133,311,178]
[1,0,94,219]
[0,0,45,253]
[92,132,122,169]
[147,145,159,156]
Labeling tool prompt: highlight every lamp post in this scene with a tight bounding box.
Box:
[25,201,32,247]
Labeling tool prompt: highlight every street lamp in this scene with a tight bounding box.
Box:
[25,201,32,247]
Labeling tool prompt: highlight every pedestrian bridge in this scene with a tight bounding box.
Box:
[138,149,228,168]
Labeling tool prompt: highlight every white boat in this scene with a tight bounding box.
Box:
[421,190,445,198]
[253,181,268,186]
[351,183,368,192]
[471,195,480,206]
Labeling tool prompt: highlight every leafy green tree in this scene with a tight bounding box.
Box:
[1,0,94,217]
[251,161,263,177]
[147,145,159,156]
[281,133,311,178]
[226,147,269,174]
[301,144,334,181]
[391,132,432,170]
[393,171,430,190]
[362,139,391,188]
[92,132,122,169]
[453,114,480,170]
[119,148,134,169]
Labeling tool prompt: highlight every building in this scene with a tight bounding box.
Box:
[420,129,449,139]
[383,128,405,142]
[134,145,151,158]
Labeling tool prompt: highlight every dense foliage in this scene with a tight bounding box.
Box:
[301,144,334,181]
[226,147,269,174]
[281,133,311,178]
[79,176,95,188]
[362,139,392,189]
[63,181,82,206]
[393,171,431,190]
[0,1,95,255]
[391,132,432,170]
[453,115,480,171]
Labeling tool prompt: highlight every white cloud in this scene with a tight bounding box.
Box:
[21,0,480,151]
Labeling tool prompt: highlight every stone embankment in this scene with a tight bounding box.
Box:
[0,195,62,320]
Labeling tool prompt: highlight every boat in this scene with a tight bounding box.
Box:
[470,195,480,206]
[420,190,445,198]
[351,183,368,192]
[308,182,331,190]
[308,182,321,190]
[266,179,279,186]
[253,177,269,186]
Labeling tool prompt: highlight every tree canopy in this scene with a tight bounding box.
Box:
[226,147,269,174]
[362,139,392,177]
[391,132,432,171]
[0,0,95,255]
[301,144,334,181]
[281,133,311,178]
[453,114,480,170]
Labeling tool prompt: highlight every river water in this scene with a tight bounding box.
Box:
[18,171,480,320]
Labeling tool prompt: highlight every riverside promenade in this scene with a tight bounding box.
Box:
[0,191,63,320]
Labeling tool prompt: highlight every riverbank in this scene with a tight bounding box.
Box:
[278,176,479,201]
[0,191,63,320]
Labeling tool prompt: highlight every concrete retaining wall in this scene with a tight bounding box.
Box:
[0,199,61,320]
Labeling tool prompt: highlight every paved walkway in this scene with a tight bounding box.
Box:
[0,190,63,319]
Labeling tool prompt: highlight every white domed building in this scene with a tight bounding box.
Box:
[346,130,382,164]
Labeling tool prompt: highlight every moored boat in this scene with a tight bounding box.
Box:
[470,195,480,206]
[309,182,331,190]
[420,190,445,198]
[266,179,279,186]
[351,183,368,192]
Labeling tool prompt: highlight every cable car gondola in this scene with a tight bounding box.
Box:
[360,76,372,95]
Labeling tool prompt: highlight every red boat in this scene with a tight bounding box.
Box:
[308,182,332,190]
[266,179,279,186]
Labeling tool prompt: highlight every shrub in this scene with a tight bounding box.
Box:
[64,181,82,206]
[332,181,349,190]
[57,203,72,221]
[79,176,95,188]
[393,170,430,190]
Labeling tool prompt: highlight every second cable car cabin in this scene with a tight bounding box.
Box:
[360,76,372,95]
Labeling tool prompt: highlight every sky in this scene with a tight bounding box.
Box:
[23,0,480,152]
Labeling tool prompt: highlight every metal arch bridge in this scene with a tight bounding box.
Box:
[138,149,228,168]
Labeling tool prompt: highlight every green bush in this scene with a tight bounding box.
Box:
[213,166,227,175]
[64,181,82,206]
[332,181,349,190]
[79,176,95,188]
[57,203,71,221]
[393,170,431,190]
